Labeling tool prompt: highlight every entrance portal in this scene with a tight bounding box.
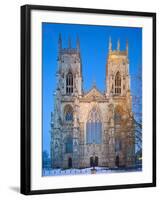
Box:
[68,157,72,168]
[115,155,119,167]
[95,156,98,166]
[90,156,99,167]
[90,157,94,167]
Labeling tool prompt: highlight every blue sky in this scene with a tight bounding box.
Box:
[42,23,142,155]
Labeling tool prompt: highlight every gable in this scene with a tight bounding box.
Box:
[81,87,105,101]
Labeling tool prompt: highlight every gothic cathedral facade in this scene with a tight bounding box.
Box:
[50,35,135,169]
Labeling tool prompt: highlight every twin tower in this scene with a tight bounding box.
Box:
[50,33,134,169]
[56,33,130,98]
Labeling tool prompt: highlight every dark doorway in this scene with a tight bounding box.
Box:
[95,156,98,166]
[90,157,94,167]
[115,155,119,167]
[68,157,72,168]
[90,156,98,167]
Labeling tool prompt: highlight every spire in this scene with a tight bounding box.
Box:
[117,39,120,51]
[58,33,62,51]
[76,35,80,52]
[109,36,112,52]
[126,39,128,55]
[92,76,96,88]
[93,79,96,88]
[68,36,71,49]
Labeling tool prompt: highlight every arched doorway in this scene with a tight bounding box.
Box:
[115,155,119,167]
[90,157,94,167]
[90,156,99,167]
[68,157,72,168]
[95,156,98,167]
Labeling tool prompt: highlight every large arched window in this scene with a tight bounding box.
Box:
[115,72,121,95]
[65,137,73,153]
[65,112,73,121]
[64,105,73,122]
[86,107,102,144]
[66,72,73,94]
[114,106,124,125]
[114,112,121,123]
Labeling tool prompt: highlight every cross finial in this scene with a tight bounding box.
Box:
[126,39,128,55]
[117,39,120,51]
[58,33,62,51]
[68,36,71,49]
[76,35,80,52]
[93,78,96,88]
[109,36,112,52]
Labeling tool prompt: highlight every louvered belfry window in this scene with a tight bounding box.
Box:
[66,72,73,94]
[115,72,121,94]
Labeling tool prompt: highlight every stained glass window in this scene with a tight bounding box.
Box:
[64,105,73,122]
[115,112,121,122]
[86,107,102,144]
[65,111,73,121]
[65,137,73,153]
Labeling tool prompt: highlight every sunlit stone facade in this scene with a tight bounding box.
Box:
[50,35,135,169]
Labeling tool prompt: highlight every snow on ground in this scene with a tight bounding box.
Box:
[42,166,142,176]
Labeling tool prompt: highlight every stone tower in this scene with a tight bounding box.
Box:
[50,34,82,168]
[106,38,130,97]
[106,38,135,167]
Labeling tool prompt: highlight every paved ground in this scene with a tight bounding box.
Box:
[42,166,142,176]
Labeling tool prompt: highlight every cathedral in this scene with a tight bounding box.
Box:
[50,34,135,169]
